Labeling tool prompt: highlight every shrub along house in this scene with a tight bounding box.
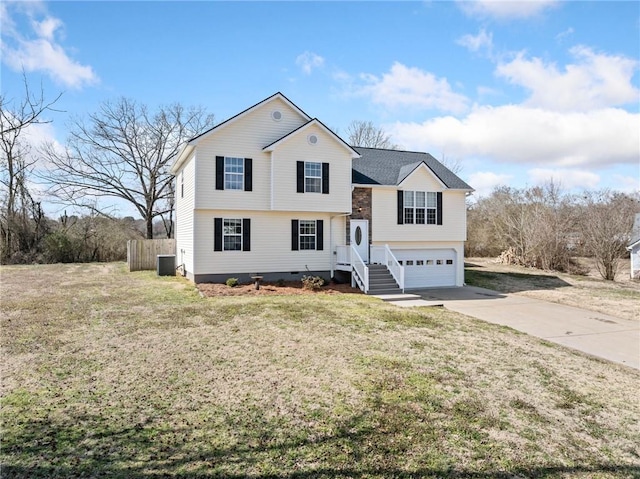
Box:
[170,93,473,294]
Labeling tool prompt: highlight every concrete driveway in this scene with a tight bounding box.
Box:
[410,286,640,370]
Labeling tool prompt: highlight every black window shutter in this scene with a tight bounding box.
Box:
[397,190,404,225]
[244,158,252,191]
[214,218,222,251]
[296,161,304,193]
[436,192,443,225]
[242,218,251,251]
[215,156,224,190]
[316,220,324,250]
[322,163,329,194]
[291,220,299,250]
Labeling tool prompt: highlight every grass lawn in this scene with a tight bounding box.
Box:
[1,263,639,478]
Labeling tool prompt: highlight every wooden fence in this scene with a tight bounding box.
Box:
[127,239,176,272]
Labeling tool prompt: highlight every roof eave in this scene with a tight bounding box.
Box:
[187,92,312,147]
[627,238,640,250]
[170,143,194,174]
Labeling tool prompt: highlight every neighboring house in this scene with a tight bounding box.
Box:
[627,213,640,279]
[170,93,473,294]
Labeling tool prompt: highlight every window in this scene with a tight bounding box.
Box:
[299,220,316,250]
[417,260,424,266]
[403,191,414,224]
[404,190,437,224]
[305,162,322,193]
[216,156,252,191]
[214,218,250,252]
[224,157,244,190]
[180,172,184,198]
[223,219,242,251]
[297,161,329,194]
[398,191,441,225]
[291,219,324,251]
[436,259,443,265]
[406,260,414,266]
[426,260,434,265]
[426,192,437,224]
[446,259,453,265]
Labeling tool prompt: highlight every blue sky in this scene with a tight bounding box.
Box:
[1,0,639,216]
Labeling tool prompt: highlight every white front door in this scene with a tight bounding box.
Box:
[350,220,369,263]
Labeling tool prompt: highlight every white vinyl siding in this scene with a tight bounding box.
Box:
[373,187,466,242]
[175,152,196,278]
[271,124,352,213]
[194,97,308,211]
[193,210,335,276]
[372,167,466,243]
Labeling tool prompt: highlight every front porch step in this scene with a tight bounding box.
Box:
[365,264,402,295]
[372,293,422,301]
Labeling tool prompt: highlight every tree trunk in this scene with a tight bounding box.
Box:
[146,216,154,240]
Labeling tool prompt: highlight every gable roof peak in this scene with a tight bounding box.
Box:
[170,92,312,173]
[263,117,360,158]
[352,147,473,191]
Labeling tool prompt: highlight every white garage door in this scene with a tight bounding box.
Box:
[393,249,456,289]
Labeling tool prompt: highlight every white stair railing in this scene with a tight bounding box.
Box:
[384,244,404,293]
[350,245,369,293]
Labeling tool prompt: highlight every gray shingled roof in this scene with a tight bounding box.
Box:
[352,147,473,190]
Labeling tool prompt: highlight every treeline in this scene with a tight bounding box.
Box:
[0,212,163,265]
[1,78,214,266]
[466,183,639,280]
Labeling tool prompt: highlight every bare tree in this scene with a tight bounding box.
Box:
[347,120,399,149]
[41,98,214,239]
[578,190,639,280]
[0,77,62,262]
[467,182,576,271]
[439,152,463,175]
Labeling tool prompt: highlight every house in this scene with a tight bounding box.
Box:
[169,93,473,294]
[627,213,640,279]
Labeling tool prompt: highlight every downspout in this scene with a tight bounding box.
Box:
[270,152,274,210]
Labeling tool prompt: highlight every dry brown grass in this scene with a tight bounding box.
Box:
[466,257,640,321]
[2,262,639,478]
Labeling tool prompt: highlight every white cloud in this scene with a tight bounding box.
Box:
[0,4,98,89]
[467,171,513,198]
[555,27,574,42]
[388,105,639,168]
[32,16,62,41]
[613,174,640,194]
[295,51,324,75]
[496,46,639,111]
[356,62,468,114]
[457,28,493,53]
[458,0,559,19]
[527,168,600,190]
